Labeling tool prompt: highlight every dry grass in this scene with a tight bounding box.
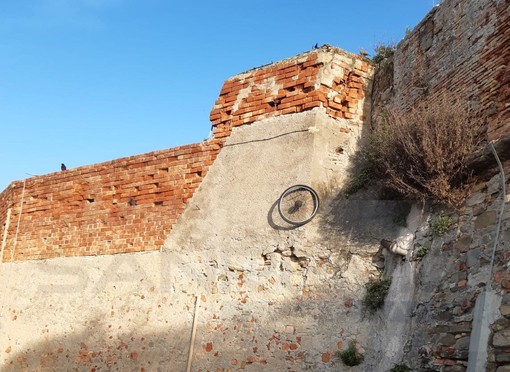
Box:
[369,96,485,206]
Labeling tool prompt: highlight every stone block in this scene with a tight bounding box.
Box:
[438,333,456,346]
[502,229,510,244]
[496,364,510,371]
[502,293,510,305]
[455,336,470,351]
[475,211,498,229]
[466,249,480,268]
[493,329,510,347]
[444,365,467,372]
[500,305,510,318]
[495,352,510,363]
[454,236,472,253]
[466,191,486,206]
[488,174,503,195]
[473,205,486,216]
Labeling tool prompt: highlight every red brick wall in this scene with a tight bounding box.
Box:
[392,0,509,141]
[0,47,372,262]
[0,141,222,261]
[210,47,373,139]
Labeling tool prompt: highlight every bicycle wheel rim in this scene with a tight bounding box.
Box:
[278,184,319,225]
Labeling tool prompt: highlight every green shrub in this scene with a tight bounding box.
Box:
[432,216,453,236]
[364,278,392,313]
[390,362,412,371]
[338,341,364,366]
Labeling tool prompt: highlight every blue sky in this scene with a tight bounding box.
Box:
[0,0,434,191]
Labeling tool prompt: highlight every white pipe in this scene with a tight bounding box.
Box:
[389,233,415,256]
[390,243,408,256]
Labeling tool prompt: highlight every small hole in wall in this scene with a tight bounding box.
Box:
[154,201,163,206]
[335,147,344,154]
[197,171,203,177]
[86,198,95,203]
[268,98,281,108]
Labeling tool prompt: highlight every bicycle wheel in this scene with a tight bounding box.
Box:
[278,185,320,225]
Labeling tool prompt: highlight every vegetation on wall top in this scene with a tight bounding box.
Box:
[372,43,396,65]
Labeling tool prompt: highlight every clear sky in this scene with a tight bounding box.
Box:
[0,0,435,191]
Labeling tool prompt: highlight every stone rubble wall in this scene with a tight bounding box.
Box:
[368,0,510,369]
[395,159,510,372]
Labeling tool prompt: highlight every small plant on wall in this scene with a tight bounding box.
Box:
[415,246,428,259]
[345,166,374,197]
[390,362,412,371]
[432,215,453,236]
[338,341,364,366]
[364,278,392,313]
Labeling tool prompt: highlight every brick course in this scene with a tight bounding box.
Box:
[210,46,373,139]
[0,141,222,261]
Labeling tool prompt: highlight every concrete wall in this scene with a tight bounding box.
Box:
[1,110,413,371]
[0,48,383,370]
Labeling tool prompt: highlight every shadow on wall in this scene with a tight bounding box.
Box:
[1,278,374,371]
[267,199,298,231]
[310,69,411,250]
[1,319,189,371]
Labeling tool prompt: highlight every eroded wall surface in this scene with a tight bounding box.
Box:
[1,111,410,371]
[0,47,373,264]
[392,162,510,371]
[1,48,383,371]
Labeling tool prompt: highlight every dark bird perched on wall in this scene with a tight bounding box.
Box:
[128,198,137,206]
[61,163,67,171]
[313,43,319,49]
